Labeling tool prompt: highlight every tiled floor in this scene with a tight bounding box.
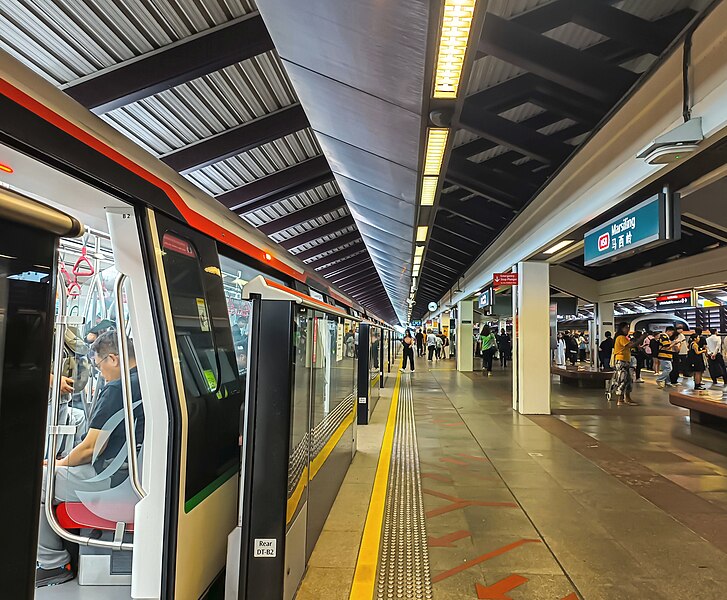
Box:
[297,355,727,599]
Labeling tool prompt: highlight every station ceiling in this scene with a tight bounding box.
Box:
[412,0,711,319]
[0,0,397,322]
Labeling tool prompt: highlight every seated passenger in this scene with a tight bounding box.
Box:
[36,331,144,588]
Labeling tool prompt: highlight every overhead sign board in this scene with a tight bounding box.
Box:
[584,190,680,266]
[478,287,492,308]
[493,272,518,286]
[655,291,693,310]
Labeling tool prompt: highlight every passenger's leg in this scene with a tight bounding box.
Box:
[656,360,672,388]
[669,356,681,384]
[38,464,101,570]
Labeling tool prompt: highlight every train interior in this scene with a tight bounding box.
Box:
[2,137,365,599]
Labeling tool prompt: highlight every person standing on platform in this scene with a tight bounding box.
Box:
[480,325,497,377]
[556,332,566,366]
[599,331,614,370]
[670,324,689,385]
[434,333,443,359]
[577,332,588,362]
[656,326,678,389]
[632,330,646,383]
[441,333,450,359]
[706,328,726,385]
[608,323,645,405]
[415,328,424,357]
[400,329,415,372]
[688,328,708,390]
[497,329,512,368]
[426,329,437,361]
[564,331,578,365]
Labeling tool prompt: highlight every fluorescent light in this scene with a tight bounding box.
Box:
[421,176,439,206]
[543,240,574,255]
[415,245,424,257]
[416,226,428,242]
[433,0,477,99]
[414,256,422,265]
[424,129,449,176]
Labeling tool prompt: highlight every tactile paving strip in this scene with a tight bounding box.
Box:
[375,376,433,599]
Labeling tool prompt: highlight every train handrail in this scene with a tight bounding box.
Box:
[45,284,134,551]
[114,272,146,500]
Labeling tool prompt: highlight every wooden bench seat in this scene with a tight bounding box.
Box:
[551,365,613,389]
[669,390,727,430]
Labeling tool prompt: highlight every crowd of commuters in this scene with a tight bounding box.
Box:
[603,323,727,404]
[401,328,451,372]
[554,330,589,366]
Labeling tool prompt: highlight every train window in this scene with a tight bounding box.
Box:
[159,228,242,512]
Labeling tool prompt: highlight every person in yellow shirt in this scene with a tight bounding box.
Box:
[607,322,646,405]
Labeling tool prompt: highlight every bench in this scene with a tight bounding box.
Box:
[551,365,613,389]
[669,390,727,431]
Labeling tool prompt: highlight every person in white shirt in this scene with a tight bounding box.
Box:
[670,325,689,385]
[706,328,727,385]
[426,330,437,361]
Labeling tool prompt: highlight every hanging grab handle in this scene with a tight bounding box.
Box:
[72,246,95,277]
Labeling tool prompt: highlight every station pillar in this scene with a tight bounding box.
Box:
[456,300,473,372]
[513,262,551,414]
[596,301,615,353]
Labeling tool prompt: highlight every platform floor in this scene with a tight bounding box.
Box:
[298,355,727,599]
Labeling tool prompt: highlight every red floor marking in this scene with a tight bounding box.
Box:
[428,529,471,548]
[560,594,578,600]
[431,539,541,583]
[475,574,528,599]
[423,488,461,502]
[421,472,453,483]
[457,453,489,462]
[440,457,469,465]
[426,500,470,518]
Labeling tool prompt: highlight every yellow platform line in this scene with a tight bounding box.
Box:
[349,371,402,600]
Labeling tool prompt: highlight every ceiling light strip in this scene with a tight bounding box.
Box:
[433,0,477,99]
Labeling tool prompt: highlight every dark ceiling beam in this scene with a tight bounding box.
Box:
[459,106,572,165]
[160,104,309,174]
[425,258,460,275]
[454,112,559,159]
[428,237,476,258]
[344,278,385,296]
[479,14,637,103]
[314,252,369,276]
[569,0,675,56]
[278,215,355,250]
[432,222,482,246]
[329,266,378,286]
[65,14,273,114]
[295,232,361,262]
[447,154,535,208]
[465,74,606,126]
[426,247,467,267]
[257,194,345,235]
[216,155,331,212]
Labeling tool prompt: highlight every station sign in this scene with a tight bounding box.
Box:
[655,291,693,310]
[584,190,680,266]
[493,272,518,286]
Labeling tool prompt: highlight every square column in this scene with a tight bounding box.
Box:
[514,262,551,414]
[456,300,473,372]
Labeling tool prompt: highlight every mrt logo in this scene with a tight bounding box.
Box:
[598,232,610,252]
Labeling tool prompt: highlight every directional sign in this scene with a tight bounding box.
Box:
[493,272,518,286]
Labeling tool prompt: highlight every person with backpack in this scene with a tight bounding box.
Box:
[480,325,497,376]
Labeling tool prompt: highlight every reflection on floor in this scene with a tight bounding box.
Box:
[35,580,131,600]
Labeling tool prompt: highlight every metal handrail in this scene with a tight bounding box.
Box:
[45,284,134,551]
[114,272,146,500]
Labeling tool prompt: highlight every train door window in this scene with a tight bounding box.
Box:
[158,228,242,511]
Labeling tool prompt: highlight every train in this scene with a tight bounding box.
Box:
[0,50,394,599]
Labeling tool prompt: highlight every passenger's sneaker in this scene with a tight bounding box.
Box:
[656,381,665,389]
[695,384,706,390]
[36,563,74,588]
[635,378,645,383]
[665,383,676,387]
[487,371,493,377]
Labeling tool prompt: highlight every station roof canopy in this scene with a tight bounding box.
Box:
[412,0,712,320]
[0,0,397,322]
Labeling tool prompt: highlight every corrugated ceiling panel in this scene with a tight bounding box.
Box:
[543,22,607,49]
[537,118,577,136]
[0,0,256,85]
[269,207,350,241]
[499,102,545,123]
[184,130,320,196]
[287,223,357,253]
[100,52,298,154]
[313,247,366,270]
[244,181,340,224]
[303,239,363,264]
